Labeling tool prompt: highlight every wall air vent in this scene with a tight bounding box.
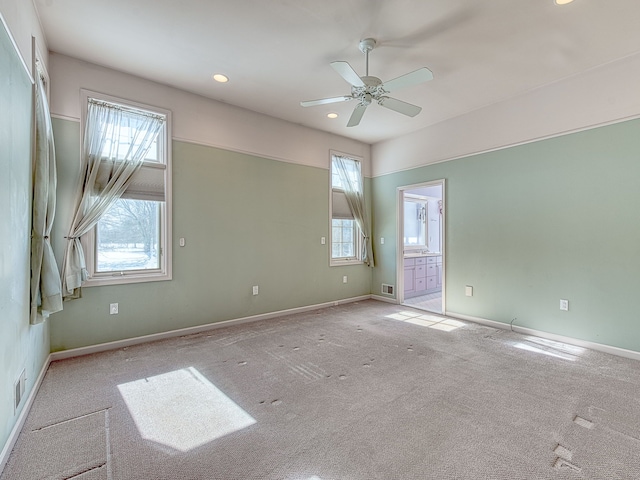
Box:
[14,369,26,412]
[381,284,394,295]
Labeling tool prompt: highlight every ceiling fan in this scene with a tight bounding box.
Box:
[300,38,433,127]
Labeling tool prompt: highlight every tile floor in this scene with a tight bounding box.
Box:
[403,291,442,313]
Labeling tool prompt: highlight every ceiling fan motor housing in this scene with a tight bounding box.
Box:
[352,76,385,103]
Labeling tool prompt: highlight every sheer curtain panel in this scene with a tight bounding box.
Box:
[60,99,164,299]
[30,73,63,323]
[333,155,374,267]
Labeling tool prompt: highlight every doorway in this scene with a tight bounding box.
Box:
[397,180,445,314]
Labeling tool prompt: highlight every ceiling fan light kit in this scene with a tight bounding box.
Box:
[301,38,433,127]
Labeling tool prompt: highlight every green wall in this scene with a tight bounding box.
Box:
[50,118,372,350]
[0,20,49,453]
[48,112,640,353]
[373,118,640,352]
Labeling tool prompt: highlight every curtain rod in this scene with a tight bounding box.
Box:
[88,97,166,121]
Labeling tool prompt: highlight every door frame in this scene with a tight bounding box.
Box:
[396,179,446,313]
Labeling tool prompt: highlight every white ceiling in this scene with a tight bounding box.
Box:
[34,0,640,145]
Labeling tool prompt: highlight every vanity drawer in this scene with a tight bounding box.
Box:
[426,276,437,290]
[415,257,427,265]
[427,256,437,264]
[404,258,415,267]
[415,265,426,278]
[426,264,437,276]
[415,277,426,291]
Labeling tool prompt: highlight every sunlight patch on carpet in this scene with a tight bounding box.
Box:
[512,342,576,361]
[386,311,465,332]
[510,336,585,361]
[118,367,256,452]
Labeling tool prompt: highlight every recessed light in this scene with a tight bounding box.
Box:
[327,113,338,119]
[554,0,574,5]
[213,74,229,83]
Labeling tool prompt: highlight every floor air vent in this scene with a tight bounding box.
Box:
[381,284,394,295]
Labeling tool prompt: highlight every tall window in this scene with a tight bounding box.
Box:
[330,153,362,265]
[81,92,172,286]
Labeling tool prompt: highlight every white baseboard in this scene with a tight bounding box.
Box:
[0,353,51,475]
[51,299,640,365]
[51,295,372,361]
[448,311,640,362]
[370,294,398,304]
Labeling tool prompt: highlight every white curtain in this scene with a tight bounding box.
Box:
[60,99,164,299]
[333,155,374,267]
[30,73,63,324]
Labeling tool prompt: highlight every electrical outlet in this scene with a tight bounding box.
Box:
[465,285,473,297]
[380,237,385,244]
[110,303,119,315]
[560,299,569,311]
[343,276,348,284]
[252,285,259,295]
[179,237,185,247]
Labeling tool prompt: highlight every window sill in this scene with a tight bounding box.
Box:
[83,271,171,287]
[330,258,363,267]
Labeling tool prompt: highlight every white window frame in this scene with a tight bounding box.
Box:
[329,150,363,266]
[80,90,172,287]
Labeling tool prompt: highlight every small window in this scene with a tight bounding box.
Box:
[330,152,362,265]
[81,91,172,286]
[332,218,356,259]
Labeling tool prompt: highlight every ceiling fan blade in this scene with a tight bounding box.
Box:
[378,97,422,117]
[300,96,353,107]
[330,61,365,87]
[381,67,433,93]
[347,104,368,127]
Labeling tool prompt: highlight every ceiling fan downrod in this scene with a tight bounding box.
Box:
[359,38,376,77]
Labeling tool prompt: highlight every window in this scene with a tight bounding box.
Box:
[95,199,161,272]
[330,152,362,265]
[81,91,172,286]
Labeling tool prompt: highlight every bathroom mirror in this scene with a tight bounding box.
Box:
[403,194,441,253]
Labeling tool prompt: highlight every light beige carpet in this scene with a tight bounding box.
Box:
[3,300,640,479]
